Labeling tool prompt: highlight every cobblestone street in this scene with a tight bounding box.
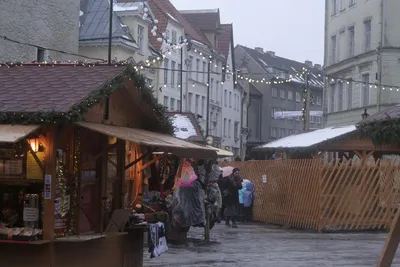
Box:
[144,223,400,267]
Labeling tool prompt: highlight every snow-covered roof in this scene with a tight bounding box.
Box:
[254,125,356,151]
[114,2,140,12]
[172,114,197,140]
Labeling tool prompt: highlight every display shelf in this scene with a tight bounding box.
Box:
[0,239,50,245]
[54,232,127,243]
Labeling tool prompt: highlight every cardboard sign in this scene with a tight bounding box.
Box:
[44,174,51,199]
[23,208,39,222]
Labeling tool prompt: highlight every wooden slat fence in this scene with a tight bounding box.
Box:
[220,159,400,232]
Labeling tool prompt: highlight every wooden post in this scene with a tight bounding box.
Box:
[97,134,108,232]
[42,127,57,240]
[114,139,126,210]
[377,208,400,267]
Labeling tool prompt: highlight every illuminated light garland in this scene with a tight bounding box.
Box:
[56,158,68,218]
[68,129,80,235]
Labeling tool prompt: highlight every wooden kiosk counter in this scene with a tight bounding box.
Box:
[0,63,217,267]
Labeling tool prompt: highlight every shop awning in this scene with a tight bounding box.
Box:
[76,122,217,158]
[0,124,40,143]
[206,145,234,158]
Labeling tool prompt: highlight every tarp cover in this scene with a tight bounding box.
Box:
[171,180,205,228]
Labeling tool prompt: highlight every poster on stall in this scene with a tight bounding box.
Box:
[262,174,267,184]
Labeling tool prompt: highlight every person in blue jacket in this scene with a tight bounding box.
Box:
[238,181,247,222]
[242,181,255,222]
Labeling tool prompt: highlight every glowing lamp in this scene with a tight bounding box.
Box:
[29,138,39,152]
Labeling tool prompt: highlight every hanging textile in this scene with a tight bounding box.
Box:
[147,222,168,258]
[176,159,198,188]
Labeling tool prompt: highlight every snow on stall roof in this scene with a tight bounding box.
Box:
[114,3,140,12]
[257,125,356,150]
[172,114,197,140]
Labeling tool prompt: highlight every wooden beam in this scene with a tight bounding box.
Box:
[81,142,116,169]
[98,135,108,233]
[377,208,400,267]
[42,127,57,241]
[24,139,44,172]
[136,154,163,173]
[124,152,148,170]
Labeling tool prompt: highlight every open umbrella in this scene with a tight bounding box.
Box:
[222,166,234,177]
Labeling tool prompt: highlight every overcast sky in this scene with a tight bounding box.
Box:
[171,0,325,64]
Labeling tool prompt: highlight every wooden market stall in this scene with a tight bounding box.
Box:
[0,63,217,267]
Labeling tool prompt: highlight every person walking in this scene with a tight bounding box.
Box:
[220,168,242,228]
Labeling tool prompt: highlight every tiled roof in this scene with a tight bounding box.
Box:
[167,112,205,143]
[217,23,233,59]
[361,104,400,123]
[179,9,220,31]
[80,0,136,47]
[0,65,125,113]
[237,45,324,87]
[146,0,211,48]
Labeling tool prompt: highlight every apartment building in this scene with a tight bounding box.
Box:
[235,45,323,157]
[0,0,79,62]
[324,0,400,126]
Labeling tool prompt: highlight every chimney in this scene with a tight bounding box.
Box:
[305,60,313,67]
[314,63,322,70]
[266,51,275,57]
[255,47,264,53]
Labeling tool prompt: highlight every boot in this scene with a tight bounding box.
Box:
[225,217,231,226]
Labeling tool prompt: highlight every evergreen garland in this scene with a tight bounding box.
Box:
[0,64,173,134]
[357,119,400,145]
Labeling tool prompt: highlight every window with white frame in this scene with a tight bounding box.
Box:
[234,122,239,139]
[330,35,337,64]
[163,59,169,85]
[137,25,144,53]
[339,0,346,11]
[210,78,214,101]
[166,30,170,41]
[177,100,181,111]
[349,0,356,7]
[229,92,232,107]
[348,26,355,57]
[201,96,205,116]
[362,74,370,106]
[188,93,193,112]
[170,98,175,111]
[171,61,176,87]
[224,90,227,106]
[270,127,276,138]
[331,0,338,16]
[295,92,301,102]
[338,82,343,111]
[288,91,293,100]
[196,59,200,81]
[223,118,227,136]
[195,94,199,114]
[271,107,276,118]
[316,96,322,106]
[280,89,285,99]
[188,56,193,79]
[163,96,168,107]
[338,29,345,62]
[216,81,219,103]
[347,81,352,109]
[177,63,182,86]
[172,30,177,45]
[202,62,207,83]
[272,88,278,97]
[330,83,336,112]
[364,19,371,52]
[228,119,231,137]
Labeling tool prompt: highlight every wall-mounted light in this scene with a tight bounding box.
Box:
[29,138,39,152]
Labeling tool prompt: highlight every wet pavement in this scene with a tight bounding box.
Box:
[143,222,400,267]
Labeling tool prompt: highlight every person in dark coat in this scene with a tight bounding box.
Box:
[220,168,242,228]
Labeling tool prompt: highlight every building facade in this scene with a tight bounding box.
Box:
[235,45,323,158]
[324,0,400,126]
[0,0,79,62]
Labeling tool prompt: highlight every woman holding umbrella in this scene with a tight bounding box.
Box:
[219,167,242,228]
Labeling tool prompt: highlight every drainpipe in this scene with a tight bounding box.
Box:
[322,0,329,127]
[377,0,384,112]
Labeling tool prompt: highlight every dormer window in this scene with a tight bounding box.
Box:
[137,25,144,53]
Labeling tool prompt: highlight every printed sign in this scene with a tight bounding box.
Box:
[54,195,71,215]
[262,174,267,184]
[23,208,39,222]
[44,174,51,199]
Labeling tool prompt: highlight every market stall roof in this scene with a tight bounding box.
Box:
[76,122,217,158]
[206,145,233,157]
[254,125,356,152]
[0,125,40,143]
